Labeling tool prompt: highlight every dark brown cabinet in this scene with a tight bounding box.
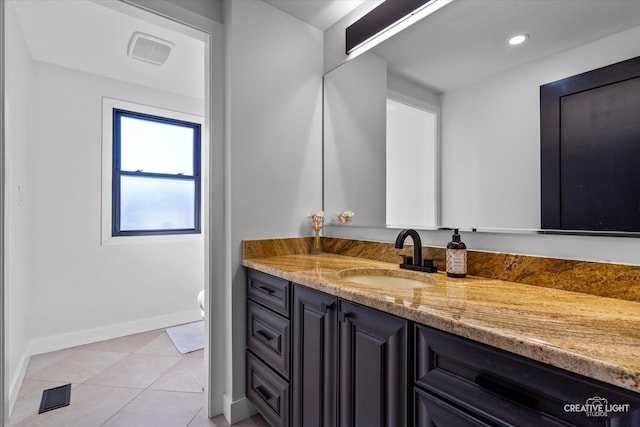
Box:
[291,285,338,427]
[291,287,409,427]
[414,324,640,427]
[414,388,493,427]
[338,299,408,427]
[246,352,290,427]
[247,269,408,427]
[246,270,291,427]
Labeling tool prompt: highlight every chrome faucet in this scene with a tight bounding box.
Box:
[394,229,437,273]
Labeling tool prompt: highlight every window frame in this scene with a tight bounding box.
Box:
[112,108,202,236]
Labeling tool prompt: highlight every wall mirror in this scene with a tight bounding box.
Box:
[323,0,640,233]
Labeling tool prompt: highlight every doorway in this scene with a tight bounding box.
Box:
[1,0,224,422]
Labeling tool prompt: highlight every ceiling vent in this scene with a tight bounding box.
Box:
[127,32,174,66]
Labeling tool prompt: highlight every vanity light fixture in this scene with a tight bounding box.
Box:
[346,0,453,58]
[508,33,529,46]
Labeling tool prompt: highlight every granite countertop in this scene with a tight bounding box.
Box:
[242,253,640,394]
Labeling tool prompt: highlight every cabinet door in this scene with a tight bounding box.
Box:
[338,300,408,427]
[292,285,338,427]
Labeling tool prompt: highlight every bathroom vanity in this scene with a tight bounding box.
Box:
[243,247,640,426]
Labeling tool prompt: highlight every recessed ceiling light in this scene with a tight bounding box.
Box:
[508,34,529,46]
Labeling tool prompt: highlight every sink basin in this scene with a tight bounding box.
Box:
[338,268,436,289]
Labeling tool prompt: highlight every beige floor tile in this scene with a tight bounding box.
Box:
[188,409,225,426]
[187,348,205,358]
[25,350,127,383]
[11,325,215,427]
[188,411,270,427]
[135,332,183,356]
[76,329,163,353]
[102,389,203,427]
[11,384,142,427]
[149,357,204,393]
[232,414,271,427]
[25,348,78,376]
[86,353,181,388]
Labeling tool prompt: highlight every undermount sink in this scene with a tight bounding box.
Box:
[338,268,436,289]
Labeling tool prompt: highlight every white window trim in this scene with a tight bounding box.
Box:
[101,97,205,245]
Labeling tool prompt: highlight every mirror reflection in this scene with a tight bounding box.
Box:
[323,0,640,231]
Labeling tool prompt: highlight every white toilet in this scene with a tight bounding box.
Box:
[197,289,205,318]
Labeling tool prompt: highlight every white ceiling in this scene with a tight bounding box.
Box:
[12,0,205,100]
[262,0,372,31]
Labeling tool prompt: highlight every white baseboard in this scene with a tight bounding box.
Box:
[223,394,257,425]
[27,309,201,357]
[8,349,30,420]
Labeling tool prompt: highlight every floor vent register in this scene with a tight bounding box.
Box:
[38,383,71,414]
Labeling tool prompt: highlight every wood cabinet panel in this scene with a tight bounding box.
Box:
[246,351,290,427]
[247,269,290,316]
[246,300,290,379]
[292,285,338,427]
[414,387,493,427]
[338,299,409,427]
[415,324,640,426]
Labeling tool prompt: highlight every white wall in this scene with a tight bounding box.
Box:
[324,52,386,226]
[4,0,35,412]
[27,61,204,352]
[224,0,323,421]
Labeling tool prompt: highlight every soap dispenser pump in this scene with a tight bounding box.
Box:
[446,229,467,278]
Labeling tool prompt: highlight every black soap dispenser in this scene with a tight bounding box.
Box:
[446,229,467,278]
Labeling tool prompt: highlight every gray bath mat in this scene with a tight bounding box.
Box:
[39,383,71,413]
[166,321,204,354]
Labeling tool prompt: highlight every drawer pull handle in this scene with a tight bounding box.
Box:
[475,375,537,408]
[255,329,277,343]
[256,285,275,295]
[256,384,276,403]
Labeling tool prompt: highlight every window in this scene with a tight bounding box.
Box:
[112,109,201,236]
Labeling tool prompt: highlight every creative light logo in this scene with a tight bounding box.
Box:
[564,396,630,418]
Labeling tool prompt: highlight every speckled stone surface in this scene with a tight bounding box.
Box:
[244,237,640,302]
[466,251,640,302]
[243,237,314,259]
[242,239,640,393]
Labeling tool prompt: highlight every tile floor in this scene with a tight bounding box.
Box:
[9,326,269,427]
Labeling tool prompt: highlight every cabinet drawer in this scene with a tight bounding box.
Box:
[247,300,290,380]
[415,325,640,426]
[414,387,493,427]
[247,270,290,317]
[247,351,290,427]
